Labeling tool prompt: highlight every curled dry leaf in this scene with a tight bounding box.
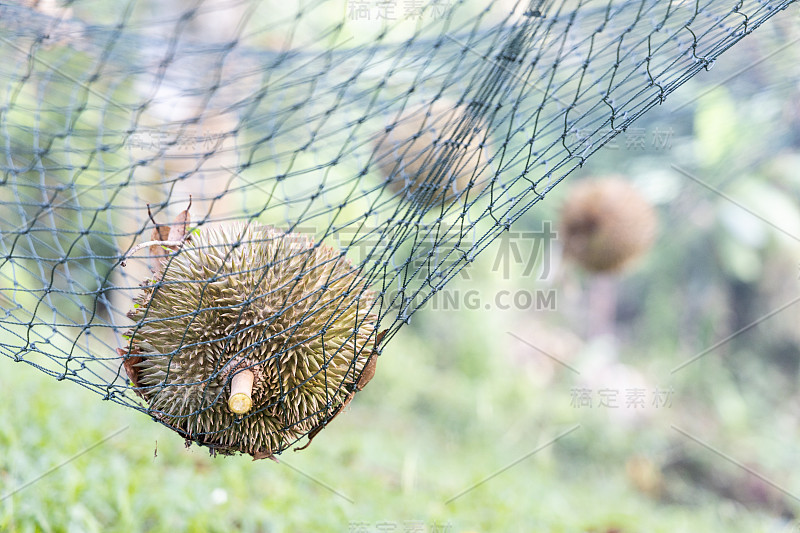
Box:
[120,198,193,268]
[357,328,387,390]
[252,449,280,462]
[147,197,192,274]
[116,346,146,399]
[146,205,170,270]
[356,351,378,391]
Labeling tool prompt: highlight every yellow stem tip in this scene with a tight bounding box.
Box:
[228,369,255,415]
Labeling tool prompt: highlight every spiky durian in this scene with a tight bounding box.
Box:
[560,177,658,273]
[122,221,379,458]
[374,99,492,206]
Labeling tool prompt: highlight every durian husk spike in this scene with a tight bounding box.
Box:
[228,370,255,415]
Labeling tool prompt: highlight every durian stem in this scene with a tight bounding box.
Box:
[228,370,255,415]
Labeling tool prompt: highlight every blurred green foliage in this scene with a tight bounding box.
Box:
[2,4,800,533]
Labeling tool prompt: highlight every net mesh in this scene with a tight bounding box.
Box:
[0,0,796,456]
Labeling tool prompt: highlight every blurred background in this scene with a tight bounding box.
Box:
[2,1,800,532]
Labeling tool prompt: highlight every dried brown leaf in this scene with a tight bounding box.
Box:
[147,197,192,273]
[117,346,146,399]
[355,329,387,391]
[375,329,388,348]
[356,353,377,391]
[168,200,191,242]
[148,224,170,269]
[252,449,279,462]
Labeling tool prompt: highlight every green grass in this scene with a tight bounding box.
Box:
[2,275,798,532]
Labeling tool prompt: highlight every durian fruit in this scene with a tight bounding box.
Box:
[121,221,379,458]
[373,99,493,206]
[559,177,658,273]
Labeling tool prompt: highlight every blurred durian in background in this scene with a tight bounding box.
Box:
[560,176,658,274]
[373,98,493,208]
